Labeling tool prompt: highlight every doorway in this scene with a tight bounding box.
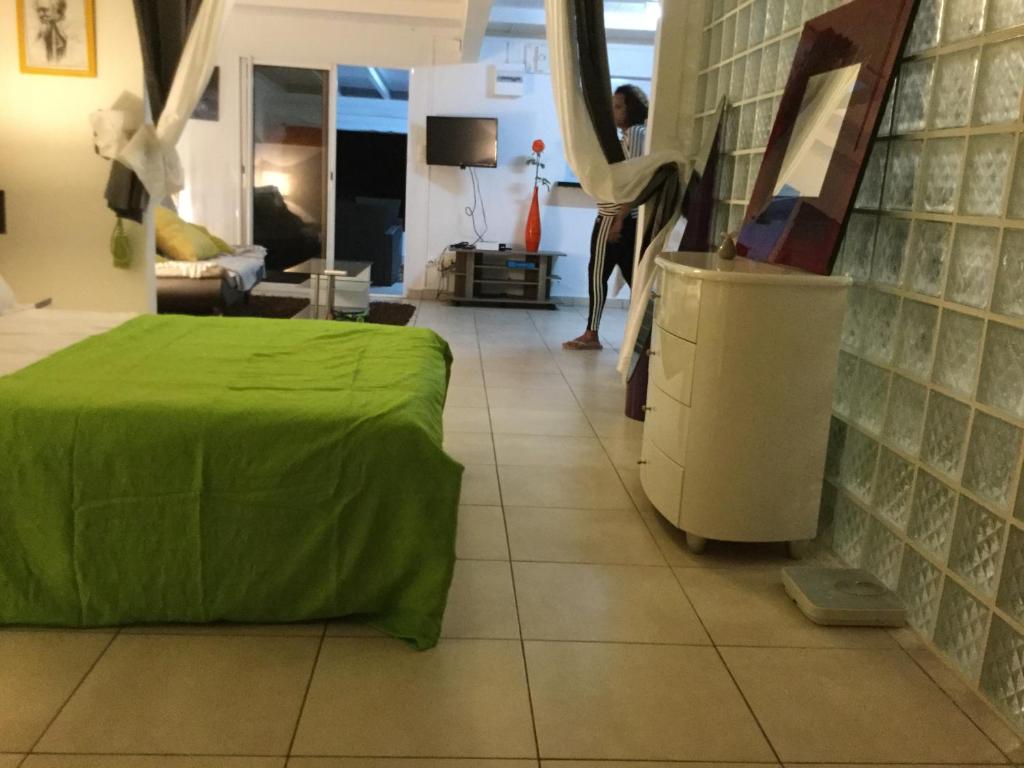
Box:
[335,65,409,297]
[251,64,332,285]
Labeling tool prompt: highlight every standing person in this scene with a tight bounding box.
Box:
[563,84,648,351]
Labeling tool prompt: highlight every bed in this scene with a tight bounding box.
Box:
[0,308,462,649]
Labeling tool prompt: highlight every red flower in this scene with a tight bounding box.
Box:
[531,139,545,154]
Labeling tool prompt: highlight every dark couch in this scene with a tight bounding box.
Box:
[335,197,403,287]
[253,185,322,273]
[157,277,247,315]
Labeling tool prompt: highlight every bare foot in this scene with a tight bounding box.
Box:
[562,331,603,350]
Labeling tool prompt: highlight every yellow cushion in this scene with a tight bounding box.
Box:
[195,224,233,254]
[155,207,220,261]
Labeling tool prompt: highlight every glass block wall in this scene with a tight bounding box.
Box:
[697,0,1024,735]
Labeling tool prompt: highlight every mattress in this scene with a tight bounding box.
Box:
[0,314,462,648]
[155,245,267,292]
[0,307,135,377]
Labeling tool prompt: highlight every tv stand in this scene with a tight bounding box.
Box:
[445,247,562,308]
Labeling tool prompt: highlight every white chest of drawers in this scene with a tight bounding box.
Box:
[640,252,851,555]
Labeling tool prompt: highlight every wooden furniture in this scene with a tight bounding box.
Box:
[639,251,851,556]
[447,247,561,307]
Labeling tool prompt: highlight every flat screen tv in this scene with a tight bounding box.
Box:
[426,116,498,168]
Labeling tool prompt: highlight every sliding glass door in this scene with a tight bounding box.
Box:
[250,64,334,283]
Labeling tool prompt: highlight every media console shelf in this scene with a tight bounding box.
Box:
[446,248,562,308]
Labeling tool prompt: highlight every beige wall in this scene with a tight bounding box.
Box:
[0,0,152,312]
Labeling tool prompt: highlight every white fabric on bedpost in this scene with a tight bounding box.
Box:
[0,275,17,314]
[544,0,689,376]
[116,0,234,206]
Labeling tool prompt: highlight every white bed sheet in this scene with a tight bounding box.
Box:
[0,308,135,377]
[155,245,267,292]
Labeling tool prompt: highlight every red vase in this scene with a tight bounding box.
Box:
[524,186,541,252]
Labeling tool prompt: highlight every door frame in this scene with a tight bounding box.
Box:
[239,57,338,281]
[241,57,414,300]
[336,65,413,300]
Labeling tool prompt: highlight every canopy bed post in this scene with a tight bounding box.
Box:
[102,0,234,266]
[544,0,689,418]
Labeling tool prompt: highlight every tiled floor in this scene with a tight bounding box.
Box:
[2,301,1023,768]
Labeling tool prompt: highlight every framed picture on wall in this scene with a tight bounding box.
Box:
[17,0,97,77]
[192,67,220,121]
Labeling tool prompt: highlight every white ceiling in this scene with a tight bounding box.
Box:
[235,0,466,26]
[234,0,659,57]
[337,65,410,100]
[492,0,652,7]
[487,0,660,43]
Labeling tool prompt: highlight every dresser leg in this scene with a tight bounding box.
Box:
[788,540,811,560]
[685,532,707,554]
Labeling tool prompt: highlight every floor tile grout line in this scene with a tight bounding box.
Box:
[528,314,637,441]
[284,621,328,759]
[34,752,982,767]
[23,749,660,763]
[287,751,553,761]
[613,461,693,565]
[476,310,512,568]
[525,309,582,395]
[668,567,785,767]
[22,628,121,760]
[893,633,1017,762]
[114,628,325,638]
[526,308,670,570]
[427,635,916,650]
[524,309,684,581]
[457,554,665,566]
[457,554,805,570]
[24,751,289,758]
[484,310,543,763]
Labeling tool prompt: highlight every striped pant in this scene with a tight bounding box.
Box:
[587,214,637,332]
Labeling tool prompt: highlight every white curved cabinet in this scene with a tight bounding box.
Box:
[640,252,851,551]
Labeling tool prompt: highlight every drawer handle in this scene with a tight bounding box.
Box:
[646,349,658,357]
[650,291,661,299]
[637,459,648,465]
[642,405,655,412]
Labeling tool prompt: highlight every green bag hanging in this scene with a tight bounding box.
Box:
[111,217,132,269]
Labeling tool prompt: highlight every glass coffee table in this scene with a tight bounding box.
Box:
[285,258,373,319]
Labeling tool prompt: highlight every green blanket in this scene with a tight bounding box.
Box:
[0,315,463,649]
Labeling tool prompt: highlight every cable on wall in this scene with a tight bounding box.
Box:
[464,166,489,245]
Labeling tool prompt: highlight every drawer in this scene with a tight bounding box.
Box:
[644,383,690,466]
[640,436,684,526]
[654,270,700,342]
[650,323,696,405]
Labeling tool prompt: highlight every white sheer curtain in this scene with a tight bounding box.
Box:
[117,0,234,205]
[545,0,690,375]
